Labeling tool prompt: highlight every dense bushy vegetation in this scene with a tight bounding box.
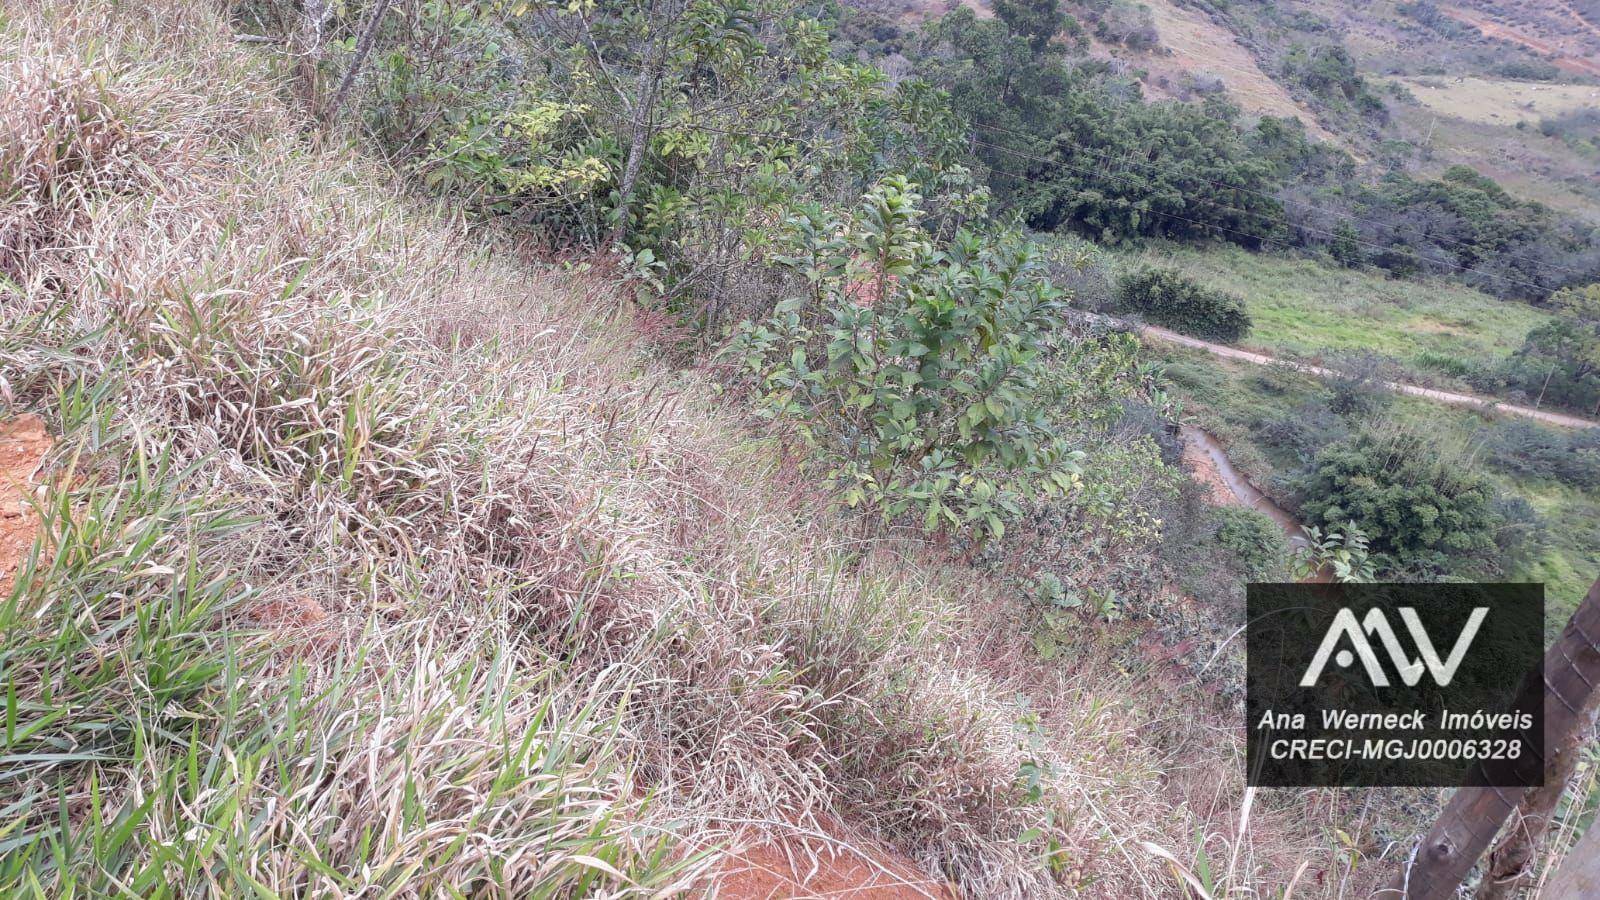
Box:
[858,0,1600,304]
[1485,421,1600,488]
[10,0,1596,896]
[1113,268,1252,341]
[1293,428,1501,575]
[10,4,1283,896]
[1431,283,1600,416]
[1505,284,1600,414]
[727,179,1081,539]
[350,0,965,324]
[1279,44,1387,126]
[908,5,1285,246]
[1295,167,1600,301]
[311,0,1206,553]
[1539,108,1600,154]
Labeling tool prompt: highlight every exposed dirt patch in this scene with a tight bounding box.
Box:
[249,594,339,655]
[708,824,953,899]
[0,414,52,596]
[250,595,329,629]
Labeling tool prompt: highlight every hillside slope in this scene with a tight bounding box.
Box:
[0,2,1327,896]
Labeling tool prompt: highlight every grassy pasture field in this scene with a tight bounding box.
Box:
[1121,244,1555,376]
[1392,76,1600,127]
[1387,100,1600,220]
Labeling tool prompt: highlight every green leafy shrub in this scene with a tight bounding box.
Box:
[1113,268,1252,342]
[1279,44,1388,125]
[726,176,1082,540]
[1292,523,1376,583]
[362,0,967,317]
[1294,428,1500,573]
[1333,168,1600,301]
[1491,493,1549,573]
[1325,353,1391,417]
[1502,284,1600,415]
[1213,507,1289,581]
[1539,108,1600,153]
[912,3,1285,248]
[1493,59,1561,81]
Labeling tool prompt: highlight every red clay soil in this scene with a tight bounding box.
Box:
[250,595,329,629]
[248,594,337,655]
[0,414,51,596]
[706,827,954,900]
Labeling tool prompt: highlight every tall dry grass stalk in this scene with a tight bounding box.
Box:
[0,1,1341,895]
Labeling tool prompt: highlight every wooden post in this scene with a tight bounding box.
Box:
[1542,814,1600,899]
[1379,579,1600,899]
[1476,673,1600,898]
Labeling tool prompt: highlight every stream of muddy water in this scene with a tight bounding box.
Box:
[1179,425,1310,550]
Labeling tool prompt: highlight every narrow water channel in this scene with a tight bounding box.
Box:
[1179,425,1310,550]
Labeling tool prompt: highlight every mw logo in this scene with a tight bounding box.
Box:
[1299,607,1489,688]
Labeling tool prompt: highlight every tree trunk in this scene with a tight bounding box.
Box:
[324,0,395,128]
[1379,579,1600,899]
[1542,817,1600,899]
[608,41,665,249]
[1475,691,1599,899]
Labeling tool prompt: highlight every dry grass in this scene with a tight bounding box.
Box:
[1391,76,1600,127]
[0,1,1345,895]
[1093,0,1342,146]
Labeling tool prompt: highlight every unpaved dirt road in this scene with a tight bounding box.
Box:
[1141,325,1599,431]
